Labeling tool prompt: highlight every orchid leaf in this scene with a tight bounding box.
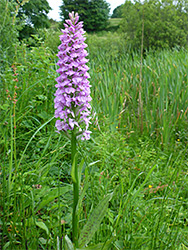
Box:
[78,158,85,186]
[78,193,113,247]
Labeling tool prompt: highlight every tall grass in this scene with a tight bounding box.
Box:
[89,46,188,148]
[0,37,188,249]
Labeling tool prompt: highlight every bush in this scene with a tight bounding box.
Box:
[120,0,188,51]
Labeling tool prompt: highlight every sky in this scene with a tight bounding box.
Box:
[47,0,125,21]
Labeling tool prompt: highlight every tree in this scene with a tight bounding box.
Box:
[111,4,124,18]
[60,0,110,32]
[15,0,51,39]
[120,0,188,50]
[60,0,89,29]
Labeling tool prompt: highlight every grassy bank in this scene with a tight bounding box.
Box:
[0,37,188,249]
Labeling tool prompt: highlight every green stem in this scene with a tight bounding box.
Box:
[8,105,13,194]
[71,129,79,247]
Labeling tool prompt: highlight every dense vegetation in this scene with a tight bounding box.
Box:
[14,0,51,39]
[111,4,123,18]
[60,0,110,31]
[120,0,188,50]
[0,0,188,249]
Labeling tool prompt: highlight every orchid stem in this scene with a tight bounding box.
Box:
[71,128,79,247]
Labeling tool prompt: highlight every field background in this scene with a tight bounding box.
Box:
[1,14,188,250]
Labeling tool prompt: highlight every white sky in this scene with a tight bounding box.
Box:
[47,0,125,21]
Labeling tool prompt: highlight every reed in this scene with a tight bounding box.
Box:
[89,47,188,148]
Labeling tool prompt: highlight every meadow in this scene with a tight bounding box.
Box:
[0,31,188,249]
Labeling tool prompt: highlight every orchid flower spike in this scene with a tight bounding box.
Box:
[54,12,92,140]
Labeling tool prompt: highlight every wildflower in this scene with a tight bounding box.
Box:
[148,185,152,189]
[54,12,92,140]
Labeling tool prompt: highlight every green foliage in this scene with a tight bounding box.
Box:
[0,35,188,249]
[111,4,123,18]
[82,130,188,249]
[15,0,51,39]
[60,0,90,24]
[0,0,19,67]
[105,18,122,32]
[78,193,113,247]
[88,43,188,147]
[120,0,188,50]
[86,32,126,57]
[60,0,110,32]
[36,28,61,53]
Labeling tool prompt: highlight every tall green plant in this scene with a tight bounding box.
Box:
[54,12,112,248]
[0,0,18,68]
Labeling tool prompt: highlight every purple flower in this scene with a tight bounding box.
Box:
[54,12,92,140]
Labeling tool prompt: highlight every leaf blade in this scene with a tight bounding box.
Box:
[78,193,113,247]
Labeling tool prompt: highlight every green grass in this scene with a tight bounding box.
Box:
[108,18,122,27]
[91,47,188,147]
[106,18,122,32]
[0,36,188,249]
